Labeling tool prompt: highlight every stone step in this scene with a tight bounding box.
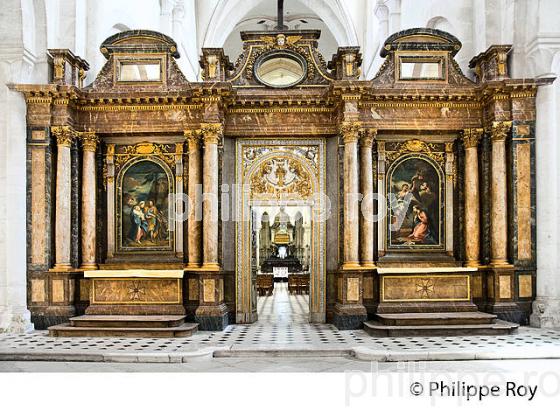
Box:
[48,322,198,338]
[68,315,186,328]
[363,320,519,337]
[375,312,497,326]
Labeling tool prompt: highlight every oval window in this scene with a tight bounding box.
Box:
[255,51,306,88]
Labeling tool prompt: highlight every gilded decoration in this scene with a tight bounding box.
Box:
[490,121,512,142]
[112,142,176,172]
[245,35,317,81]
[230,32,332,84]
[339,121,362,144]
[462,128,483,148]
[91,278,181,304]
[249,157,313,199]
[385,139,445,165]
[80,131,99,152]
[200,123,223,145]
[415,278,435,298]
[51,126,75,147]
[360,128,377,147]
[382,275,470,302]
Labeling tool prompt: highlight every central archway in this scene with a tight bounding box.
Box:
[235,138,327,324]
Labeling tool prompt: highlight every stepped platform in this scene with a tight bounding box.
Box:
[364,312,519,337]
[48,315,198,338]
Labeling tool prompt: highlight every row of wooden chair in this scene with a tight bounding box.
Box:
[256,274,274,296]
[288,274,310,295]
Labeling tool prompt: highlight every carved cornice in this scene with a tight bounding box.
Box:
[490,121,512,142]
[360,128,377,147]
[462,128,484,149]
[339,121,362,144]
[80,131,99,152]
[200,122,223,145]
[51,125,75,147]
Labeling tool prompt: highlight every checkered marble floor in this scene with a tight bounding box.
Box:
[1,281,560,356]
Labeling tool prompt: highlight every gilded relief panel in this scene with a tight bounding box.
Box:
[382,275,470,302]
[91,278,181,304]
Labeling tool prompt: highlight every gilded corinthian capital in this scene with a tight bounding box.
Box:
[80,131,99,152]
[339,121,362,144]
[184,129,202,148]
[200,122,223,145]
[51,125,75,147]
[490,121,512,142]
[462,128,483,149]
[360,128,377,147]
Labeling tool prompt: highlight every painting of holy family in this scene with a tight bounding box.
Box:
[120,160,171,250]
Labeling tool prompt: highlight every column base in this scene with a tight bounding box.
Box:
[79,263,98,270]
[185,262,201,269]
[530,298,560,328]
[0,307,34,333]
[195,303,229,330]
[490,260,514,268]
[464,260,480,268]
[51,263,73,272]
[200,263,221,272]
[360,261,377,270]
[332,302,367,330]
[341,261,362,271]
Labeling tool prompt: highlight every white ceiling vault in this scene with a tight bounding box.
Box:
[201,0,359,61]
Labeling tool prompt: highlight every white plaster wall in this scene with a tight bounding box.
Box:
[0,0,41,332]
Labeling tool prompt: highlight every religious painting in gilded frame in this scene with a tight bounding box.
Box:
[116,158,174,252]
[387,155,444,250]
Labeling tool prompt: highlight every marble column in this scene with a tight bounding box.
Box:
[490,121,512,266]
[360,128,376,268]
[195,122,228,331]
[340,121,361,270]
[174,143,184,258]
[79,132,99,270]
[463,128,483,267]
[52,126,74,271]
[377,141,387,256]
[185,130,202,268]
[201,123,222,271]
[333,121,367,330]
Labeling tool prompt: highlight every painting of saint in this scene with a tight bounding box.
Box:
[120,160,171,250]
[388,157,442,247]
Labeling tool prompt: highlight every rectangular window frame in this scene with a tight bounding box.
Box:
[114,55,166,85]
[396,53,447,83]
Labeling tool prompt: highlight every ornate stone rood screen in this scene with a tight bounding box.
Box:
[14,26,552,336]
